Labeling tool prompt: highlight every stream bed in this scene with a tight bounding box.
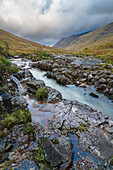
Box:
[30,68,113,120]
[11,58,113,168]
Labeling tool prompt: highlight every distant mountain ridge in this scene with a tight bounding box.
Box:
[54,31,90,49]
[54,22,113,51]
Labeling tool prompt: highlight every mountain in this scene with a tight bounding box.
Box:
[54,35,81,49]
[0,29,65,55]
[54,32,90,49]
[54,22,113,51]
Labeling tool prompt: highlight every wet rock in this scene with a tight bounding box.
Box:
[100,84,107,90]
[108,75,113,79]
[105,127,113,134]
[105,64,112,69]
[77,128,113,160]
[39,102,80,131]
[0,88,13,113]
[99,78,106,84]
[31,62,38,67]
[83,73,88,77]
[37,60,53,71]
[27,141,38,151]
[0,142,5,153]
[41,137,63,167]
[56,74,70,85]
[27,80,45,91]
[12,95,28,109]
[9,152,15,160]
[60,162,72,170]
[88,74,93,80]
[89,92,99,98]
[79,83,87,88]
[109,80,113,87]
[27,87,37,94]
[47,86,62,103]
[13,71,25,80]
[46,71,53,78]
[15,159,39,170]
[58,135,73,164]
[83,66,92,70]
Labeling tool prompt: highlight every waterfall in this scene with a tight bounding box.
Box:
[11,75,25,94]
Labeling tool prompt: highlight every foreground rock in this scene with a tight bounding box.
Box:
[27,80,45,94]
[41,137,63,167]
[0,89,13,113]
[1,56,112,169]
[39,100,113,161]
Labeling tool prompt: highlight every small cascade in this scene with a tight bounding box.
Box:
[11,75,25,94]
[24,61,31,69]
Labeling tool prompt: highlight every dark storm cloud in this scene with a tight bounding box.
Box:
[0,0,113,45]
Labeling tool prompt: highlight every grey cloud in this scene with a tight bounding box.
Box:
[0,0,113,45]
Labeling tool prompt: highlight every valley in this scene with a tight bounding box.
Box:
[0,22,113,170]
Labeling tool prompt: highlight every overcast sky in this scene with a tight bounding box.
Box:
[0,0,113,45]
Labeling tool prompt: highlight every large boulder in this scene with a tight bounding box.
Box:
[40,137,63,167]
[27,80,45,94]
[13,71,25,80]
[0,89,13,113]
[37,60,53,71]
[14,70,33,80]
[56,74,70,85]
[99,78,106,84]
[47,86,62,103]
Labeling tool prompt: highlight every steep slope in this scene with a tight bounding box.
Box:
[54,32,90,49]
[54,35,80,48]
[0,29,66,55]
[66,22,113,51]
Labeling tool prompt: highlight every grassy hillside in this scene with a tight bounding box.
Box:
[0,29,66,55]
[75,42,113,64]
[54,22,113,63]
[66,22,113,51]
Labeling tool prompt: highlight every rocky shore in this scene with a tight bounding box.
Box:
[0,54,113,170]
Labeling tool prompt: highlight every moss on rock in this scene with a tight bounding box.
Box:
[1,109,31,129]
[36,87,48,101]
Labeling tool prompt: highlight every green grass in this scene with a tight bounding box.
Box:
[0,56,19,74]
[0,56,11,66]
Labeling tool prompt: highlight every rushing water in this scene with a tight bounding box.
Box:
[11,75,25,94]
[30,68,113,120]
